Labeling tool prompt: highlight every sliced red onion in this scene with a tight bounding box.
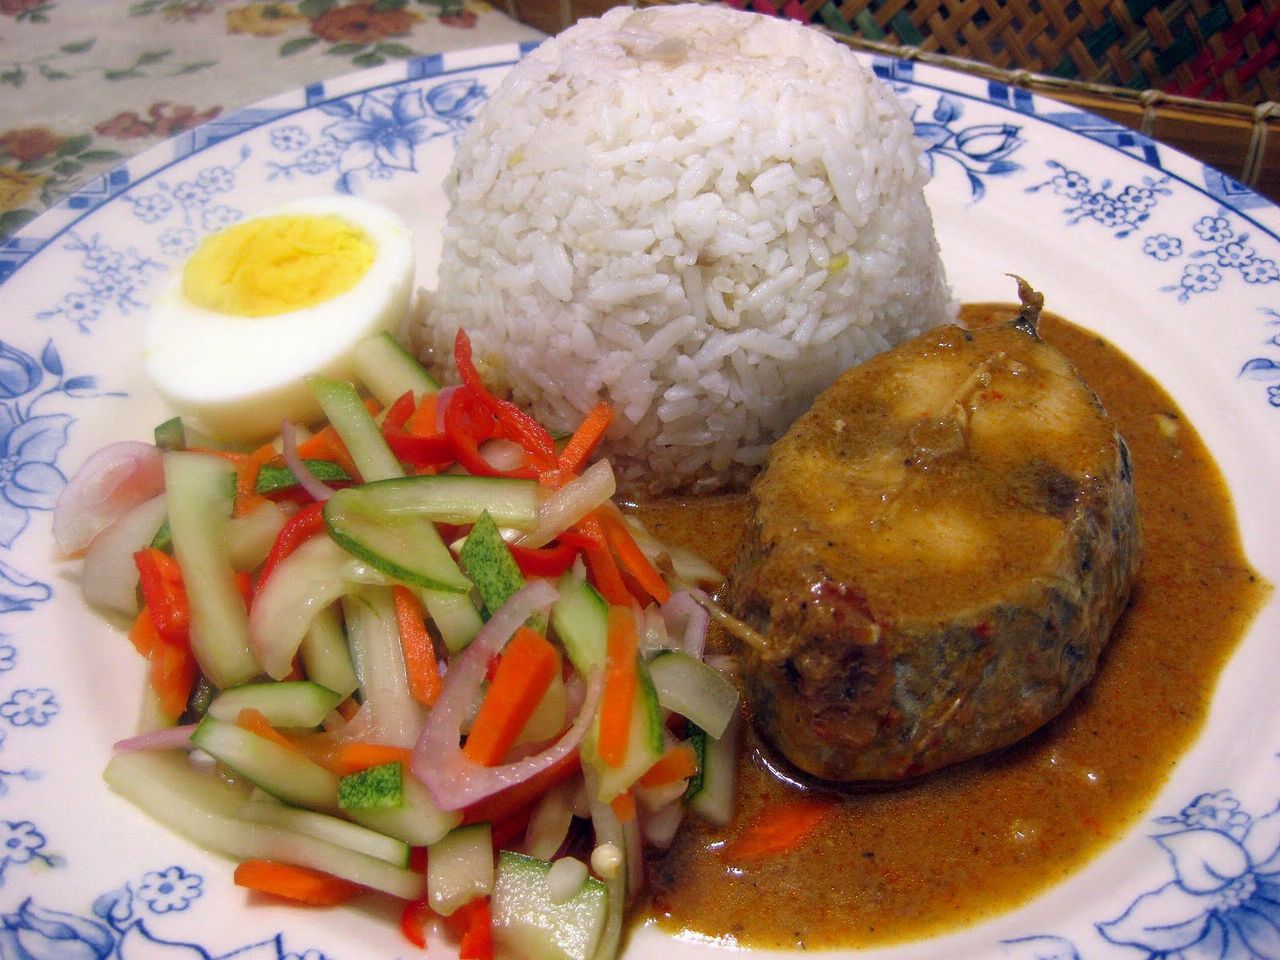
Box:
[281,420,335,502]
[413,579,610,810]
[113,724,198,752]
[53,441,165,554]
[661,590,710,660]
[640,795,685,849]
[418,665,602,812]
[479,438,528,473]
[435,386,459,434]
[637,604,671,654]
[563,672,586,719]
[704,654,740,678]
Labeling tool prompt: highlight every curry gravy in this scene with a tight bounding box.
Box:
[632,307,1269,950]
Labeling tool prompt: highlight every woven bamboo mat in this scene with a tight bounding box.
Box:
[501,0,1280,203]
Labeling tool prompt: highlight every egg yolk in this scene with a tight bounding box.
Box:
[182,214,375,317]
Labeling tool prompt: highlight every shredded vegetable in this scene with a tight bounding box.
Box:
[59,329,736,960]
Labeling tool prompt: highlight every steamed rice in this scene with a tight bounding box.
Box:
[417,2,953,495]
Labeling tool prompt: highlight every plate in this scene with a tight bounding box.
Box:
[1,39,1279,960]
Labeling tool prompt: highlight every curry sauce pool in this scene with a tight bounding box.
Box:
[633,307,1270,950]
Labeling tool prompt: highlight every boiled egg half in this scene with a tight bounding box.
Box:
[144,195,414,441]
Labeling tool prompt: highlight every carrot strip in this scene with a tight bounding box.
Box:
[295,397,380,480]
[556,402,613,477]
[234,571,253,609]
[719,798,838,862]
[598,606,639,768]
[233,859,361,905]
[461,751,580,826]
[392,585,443,707]
[322,742,415,777]
[235,707,299,752]
[234,444,277,518]
[638,742,698,789]
[609,789,637,822]
[128,606,162,660]
[294,426,336,460]
[598,509,671,604]
[318,429,362,485]
[149,639,197,720]
[574,514,632,606]
[462,627,560,766]
[405,393,439,436]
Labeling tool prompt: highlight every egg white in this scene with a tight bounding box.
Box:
[143,194,415,442]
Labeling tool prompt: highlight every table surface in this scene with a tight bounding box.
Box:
[0,0,543,241]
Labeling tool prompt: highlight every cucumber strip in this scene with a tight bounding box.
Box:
[308,376,404,482]
[154,416,187,451]
[104,751,425,899]
[248,533,373,680]
[135,682,173,736]
[238,799,410,867]
[191,716,339,811]
[342,587,424,749]
[646,650,740,740]
[460,511,527,618]
[347,769,461,846]
[583,766,626,960]
[686,710,739,826]
[164,452,259,688]
[551,576,608,675]
[82,493,167,617]
[423,587,484,653]
[298,602,359,699]
[582,656,664,803]
[324,492,471,595]
[328,475,539,530]
[353,331,439,406]
[683,726,706,803]
[256,460,351,495]
[339,761,403,810]
[492,850,608,960]
[149,517,172,552]
[428,822,494,916]
[185,677,216,720]
[227,499,287,572]
[206,681,342,728]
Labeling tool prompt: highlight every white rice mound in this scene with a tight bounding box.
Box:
[419,3,953,495]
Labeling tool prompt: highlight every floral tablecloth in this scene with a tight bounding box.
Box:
[0,0,543,239]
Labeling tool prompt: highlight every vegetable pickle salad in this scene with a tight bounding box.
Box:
[54,329,739,960]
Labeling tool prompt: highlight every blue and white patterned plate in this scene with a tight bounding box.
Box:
[1,40,1279,960]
